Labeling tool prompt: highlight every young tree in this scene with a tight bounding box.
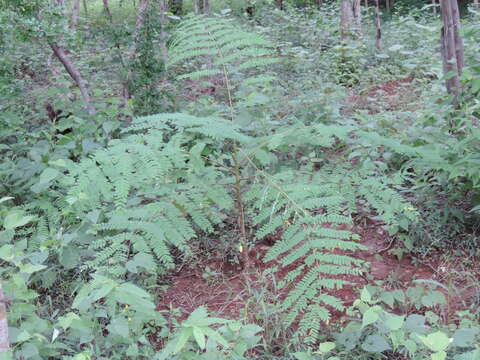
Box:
[275,0,284,10]
[159,0,168,60]
[374,0,382,49]
[440,0,464,99]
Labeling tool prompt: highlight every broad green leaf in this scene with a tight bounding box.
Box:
[174,328,193,354]
[193,327,206,349]
[362,306,380,328]
[418,331,450,352]
[318,342,336,353]
[361,334,391,353]
[431,351,446,360]
[452,327,479,347]
[384,314,405,331]
[361,287,371,303]
[3,211,34,230]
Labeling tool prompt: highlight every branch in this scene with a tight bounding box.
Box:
[49,41,96,114]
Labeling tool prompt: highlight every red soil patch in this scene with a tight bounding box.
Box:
[157,218,480,325]
[346,77,421,113]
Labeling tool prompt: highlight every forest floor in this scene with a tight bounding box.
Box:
[155,77,480,329]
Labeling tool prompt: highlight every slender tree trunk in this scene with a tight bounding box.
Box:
[136,0,149,31]
[70,0,81,30]
[474,0,479,9]
[340,0,353,42]
[0,286,9,353]
[318,0,323,8]
[194,0,200,14]
[103,0,113,21]
[364,0,368,8]
[374,0,382,50]
[49,42,96,114]
[275,0,284,10]
[433,0,437,15]
[386,0,390,12]
[440,0,464,99]
[353,0,362,34]
[159,0,168,60]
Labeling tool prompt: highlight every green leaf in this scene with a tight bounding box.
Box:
[361,287,372,303]
[452,328,479,347]
[362,306,380,328]
[107,317,129,338]
[174,328,193,354]
[431,351,446,360]
[293,353,314,360]
[418,331,450,352]
[361,334,391,353]
[3,211,34,230]
[384,314,405,331]
[318,342,336,353]
[193,327,206,349]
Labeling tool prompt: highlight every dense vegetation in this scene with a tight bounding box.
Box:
[0,0,479,359]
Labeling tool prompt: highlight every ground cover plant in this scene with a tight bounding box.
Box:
[0,0,480,359]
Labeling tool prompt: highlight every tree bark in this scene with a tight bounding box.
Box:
[364,0,368,8]
[353,0,362,34]
[340,0,354,42]
[136,0,149,30]
[433,0,437,15]
[374,0,382,50]
[49,42,96,114]
[440,0,464,99]
[318,0,323,8]
[275,0,284,10]
[70,0,81,30]
[159,0,168,60]
[103,0,113,21]
[0,286,9,353]
[474,0,479,9]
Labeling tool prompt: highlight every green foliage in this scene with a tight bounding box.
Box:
[158,306,262,359]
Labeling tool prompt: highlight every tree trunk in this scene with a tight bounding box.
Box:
[0,286,9,353]
[364,0,368,8]
[49,42,96,114]
[203,0,210,14]
[474,0,479,9]
[374,0,382,50]
[440,0,464,99]
[433,0,437,15]
[340,0,354,42]
[386,0,390,12]
[194,0,200,14]
[136,0,149,30]
[159,0,168,60]
[353,0,362,34]
[103,0,113,21]
[275,0,284,10]
[70,0,81,30]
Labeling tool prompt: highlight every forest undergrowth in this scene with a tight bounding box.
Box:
[1,0,480,359]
